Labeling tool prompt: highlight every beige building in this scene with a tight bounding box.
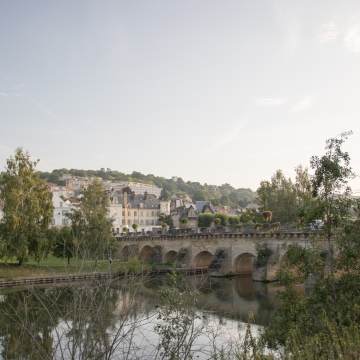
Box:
[109,190,170,232]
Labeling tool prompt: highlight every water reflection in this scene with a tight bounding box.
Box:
[0,275,281,359]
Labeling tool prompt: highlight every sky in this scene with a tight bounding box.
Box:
[1,0,360,191]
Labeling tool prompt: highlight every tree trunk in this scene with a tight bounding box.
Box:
[18,257,23,267]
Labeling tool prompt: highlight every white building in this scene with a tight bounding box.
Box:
[48,182,74,198]
[51,193,72,227]
[109,195,122,235]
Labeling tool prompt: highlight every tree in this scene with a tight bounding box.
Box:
[159,213,174,228]
[213,218,221,227]
[263,131,359,347]
[67,179,117,265]
[197,213,213,227]
[257,170,298,224]
[0,148,54,265]
[213,213,228,226]
[159,189,171,201]
[53,226,74,265]
[192,190,208,202]
[132,223,138,234]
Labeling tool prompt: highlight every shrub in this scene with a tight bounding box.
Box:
[254,242,273,268]
[126,256,141,274]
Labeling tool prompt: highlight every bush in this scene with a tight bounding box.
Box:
[126,256,141,274]
[213,213,228,226]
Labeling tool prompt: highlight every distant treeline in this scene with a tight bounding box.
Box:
[37,169,256,208]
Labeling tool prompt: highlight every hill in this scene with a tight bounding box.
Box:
[38,169,257,208]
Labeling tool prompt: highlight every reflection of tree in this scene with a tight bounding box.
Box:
[0,276,154,359]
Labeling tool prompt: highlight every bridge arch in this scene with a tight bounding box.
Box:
[193,251,213,268]
[139,245,152,260]
[120,245,129,260]
[234,253,255,274]
[164,250,177,264]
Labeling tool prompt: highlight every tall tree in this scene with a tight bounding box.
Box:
[0,148,53,265]
[264,131,359,347]
[256,170,297,224]
[67,179,117,264]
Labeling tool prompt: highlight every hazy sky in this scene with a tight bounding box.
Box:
[1,0,360,191]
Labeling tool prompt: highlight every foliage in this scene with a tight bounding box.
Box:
[182,218,188,225]
[0,148,54,265]
[132,223,138,232]
[197,213,214,227]
[159,189,171,201]
[228,215,240,226]
[126,256,141,274]
[192,190,208,201]
[213,218,221,227]
[257,166,313,225]
[159,213,174,228]
[52,226,75,265]
[67,179,117,263]
[154,264,203,360]
[213,213,228,226]
[254,242,273,269]
[263,132,360,348]
[261,211,272,222]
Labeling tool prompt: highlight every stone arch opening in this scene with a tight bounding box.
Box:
[121,246,129,260]
[164,251,177,264]
[234,253,255,274]
[193,251,213,268]
[139,245,152,260]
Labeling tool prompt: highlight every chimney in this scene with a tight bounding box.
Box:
[144,191,148,200]
[132,191,135,200]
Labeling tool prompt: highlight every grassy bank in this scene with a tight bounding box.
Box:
[0,256,169,280]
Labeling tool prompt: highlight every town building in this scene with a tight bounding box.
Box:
[51,193,72,227]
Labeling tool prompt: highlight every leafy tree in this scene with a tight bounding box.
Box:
[197,213,213,227]
[192,190,208,201]
[257,170,297,224]
[67,179,117,264]
[228,215,240,226]
[132,223,138,233]
[0,148,54,265]
[159,213,174,228]
[213,218,221,227]
[182,218,188,226]
[53,226,74,265]
[159,189,171,201]
[213,213,228,226]
[264,132,360,347]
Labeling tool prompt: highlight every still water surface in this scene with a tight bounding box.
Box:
[0,274,286,359]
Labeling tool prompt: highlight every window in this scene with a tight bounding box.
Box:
[116,228,119,234]
[51,219,55,225]
[62,210,68,215]
[140,220,144,225]
[128,211,130,216]
[59,202,63,207]
[134,211,137,217]
[122,220,125,225]
[146,211,149,217]
[114,208,117,214]
[122,211,125,216]
[128,220,131,225]
[151,211,154,216]
[62,219,69,225]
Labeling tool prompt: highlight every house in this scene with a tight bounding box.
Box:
[178,201,216,229]
[108,191,171,232]
[48,183,74,198]
[51,193,72,227]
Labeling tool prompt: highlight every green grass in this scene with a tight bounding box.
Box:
[0,256,170,280]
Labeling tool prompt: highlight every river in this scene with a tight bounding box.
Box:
[0,274,290,359]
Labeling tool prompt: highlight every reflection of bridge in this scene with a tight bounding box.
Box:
[118,232,325,281]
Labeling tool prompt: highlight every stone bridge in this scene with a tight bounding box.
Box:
[117,232,326,281]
